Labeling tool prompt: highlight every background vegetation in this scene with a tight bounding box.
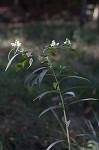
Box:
[0,0,99,149]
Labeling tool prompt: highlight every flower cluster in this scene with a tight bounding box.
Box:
[64,38,71,46]
[50,40,59,47]
[11,40,21,48]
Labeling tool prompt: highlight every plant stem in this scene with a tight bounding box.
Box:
[47,56,71,150]
[52,69,71,150]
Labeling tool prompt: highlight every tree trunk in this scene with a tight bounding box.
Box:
[80,0,87,28]
[93,3,99,28]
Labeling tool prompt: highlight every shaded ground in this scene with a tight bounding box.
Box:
[0,98,51,150]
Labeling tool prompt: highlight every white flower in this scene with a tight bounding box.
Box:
[11,40,21,48]
[50,40,59,47]
[56,42,59,46]
[64,38,71,46]
[50,40,55,47]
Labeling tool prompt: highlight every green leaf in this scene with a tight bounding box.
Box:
[25,67,46,83]
[46,140,64,150]
[68,48,80,56]
[66,66,78,75]
[39,106,60,118]
[16,57,27,71]
[8,48,14,60]
[67,98,97,107]
[65,91,75,97]
[5,54,19,71]
[30,76,39,88]
[53,82,58,90]
[60,75,91,84]
[38,69,48,86]
[26,68,48,88]
[33,90,59,101]
[59,65,66,71]
[48,48,56,56]
[57,66,78,77]
[28,58,33,68]
[55,46,80,56]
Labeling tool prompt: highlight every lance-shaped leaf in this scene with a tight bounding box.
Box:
[8,48,14,60]
[39,106,60,118]
[47,48,56,56]
[66,66,78,75]
[25,67,46,83]
[58,66,77,76]
[55,46,80,56]
[67,98,97,107]
[38,69,48,86]
[28,58,33,68]
[65,91,75,97]
[30,76,39,88]
[46,140,64,150]
[68,48,80,56]
[60,75,91,84]
[16,57,27,71]
[5,53,19,71]
[33,90,59,101]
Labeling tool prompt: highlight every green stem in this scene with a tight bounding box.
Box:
[52,69,71,150]
[47,56,71,150]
